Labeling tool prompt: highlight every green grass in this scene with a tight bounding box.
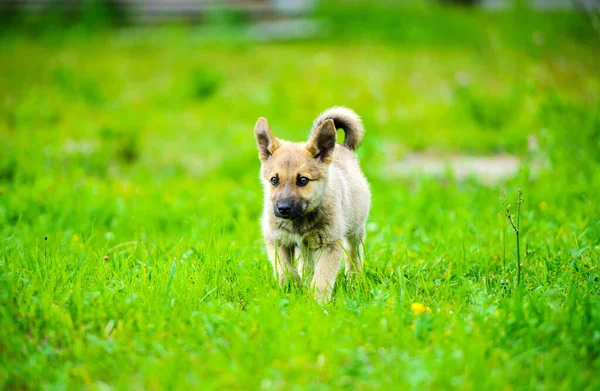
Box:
[1,5,600,390]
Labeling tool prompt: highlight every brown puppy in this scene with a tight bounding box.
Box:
[254,107,371,303]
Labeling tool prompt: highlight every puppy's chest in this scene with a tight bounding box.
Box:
[272,215,331,247]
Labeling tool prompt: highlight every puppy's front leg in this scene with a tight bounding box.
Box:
[266,240,299,287]
[296,242,314,282]
[311,243,343,304]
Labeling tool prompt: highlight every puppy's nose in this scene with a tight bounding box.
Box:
[277,202,292,216]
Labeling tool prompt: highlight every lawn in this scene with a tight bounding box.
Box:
[1,4,600,390]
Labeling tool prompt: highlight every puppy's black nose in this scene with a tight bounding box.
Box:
[277,202,292,216]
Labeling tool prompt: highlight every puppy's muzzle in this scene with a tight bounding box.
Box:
[274,198,304,219]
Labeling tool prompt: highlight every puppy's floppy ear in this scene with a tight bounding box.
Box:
[254,117,280,162]
[307,119,336,163]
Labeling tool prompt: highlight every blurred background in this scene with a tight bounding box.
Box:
[2,4,600,389]
[0,0,598,236]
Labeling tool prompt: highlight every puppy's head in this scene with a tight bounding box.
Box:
[254,117,336,219]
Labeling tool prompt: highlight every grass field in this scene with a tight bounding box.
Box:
[1,4,600,390]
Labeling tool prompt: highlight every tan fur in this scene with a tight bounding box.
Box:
[254,107,371,303]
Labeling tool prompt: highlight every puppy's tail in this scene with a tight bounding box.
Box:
[311,106,364,150]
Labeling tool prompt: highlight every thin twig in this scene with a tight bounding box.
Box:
[504,209,519,286]
[504,188,524,287]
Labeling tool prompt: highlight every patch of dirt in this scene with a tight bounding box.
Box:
[388,153,531,185]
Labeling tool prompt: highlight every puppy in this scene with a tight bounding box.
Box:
[254,107,371,303]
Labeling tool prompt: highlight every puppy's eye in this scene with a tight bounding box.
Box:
[270,176,279,186]
[297,176,309,187]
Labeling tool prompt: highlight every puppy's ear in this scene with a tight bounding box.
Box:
[307,119,336,163]
[254,117,280,162]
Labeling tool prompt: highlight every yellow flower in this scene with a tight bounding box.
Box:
[410,323,416,330]
[411,302,432,316]
[539,201,548,211]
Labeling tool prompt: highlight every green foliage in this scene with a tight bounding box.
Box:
[189,68,222,102]
[0,0,127,34]
[0,7,599,390]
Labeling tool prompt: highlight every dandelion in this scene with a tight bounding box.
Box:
[411,302,432,316]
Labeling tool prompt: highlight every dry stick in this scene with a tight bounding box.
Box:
[505,211,519,285]
[516,188,523,286]
[505,188,524,287]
